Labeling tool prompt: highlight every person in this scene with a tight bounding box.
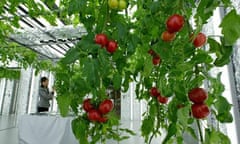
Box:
[37,77,55,113]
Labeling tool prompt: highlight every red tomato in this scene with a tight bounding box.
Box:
[157,95,168,104]
[191,103,210,119]
[166,14,184,33]
[95,34,108,47]
[98,116,108,123]
[149,87,160,97]
[99,99,114,114]
[193,33,207,48]
[152,55,161,65]
[161,31,176,42]
[83,99,94,112]
[148,49,156,56]
[87,110,102,122]
[188,88,208,104]
[107,40,118,53]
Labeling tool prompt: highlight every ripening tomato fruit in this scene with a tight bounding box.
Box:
[188,88,208,104]
[99,99,114,114]
[148,49,156,56]
[83,99,94,112]
[152,55,161,65]
[157,95,168,104]
[161,31,176,42]
[191,103,210,119]
[149,87,160,97]
[98,116,108,123]
[87,110,102,122]
[119,0,127,10]
[107,40,118,53]
[193,33,207,48]
[95,34,108,47]
[108,0,118,9]
[166,14,184,33]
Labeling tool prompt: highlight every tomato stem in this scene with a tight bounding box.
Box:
[197,120,204,143]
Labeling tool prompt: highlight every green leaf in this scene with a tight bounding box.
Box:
[113,72,122,90]
[177,106,190,128]
[186,127,198,140]
[188,74,205,89]
[214,96,231,113]
[72,118,89,144]
[204,128,231,144]
[220,9,240,45]
[68,0,86,15]
[141,116,154,138]
[56,95,71,117]
[191,50,213,64]
[143,56,153,77]
[61,47,80,64]
[195,1,220,24]
[216,111,233,123]
[82,58,100,88]
[162,123,177,144]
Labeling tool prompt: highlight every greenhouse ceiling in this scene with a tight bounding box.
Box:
[3,4,87,59]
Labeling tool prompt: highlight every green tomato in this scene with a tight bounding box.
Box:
[108,0,119,9]
[118,0,127,10]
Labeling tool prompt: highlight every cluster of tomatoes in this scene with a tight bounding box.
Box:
[149,87,168,104]
[161,14,207,47]
[148,49,161,65]
[95,34,118,54]
[108,0,127,10]
[161,14,184,42]
[188,87,210,119]
[83,98,114,123]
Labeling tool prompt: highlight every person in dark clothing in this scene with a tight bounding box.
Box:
[37,77,54,113]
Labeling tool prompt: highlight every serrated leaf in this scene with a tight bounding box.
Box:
[220,9,240,45]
